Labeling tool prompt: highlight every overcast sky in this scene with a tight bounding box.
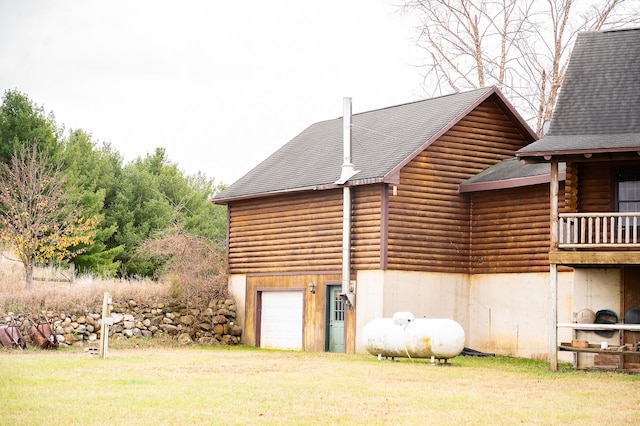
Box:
[0,0,427,185]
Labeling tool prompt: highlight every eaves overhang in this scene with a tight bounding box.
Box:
[212,177,389,205]
[516,147,640,163]
[459,171,566,193]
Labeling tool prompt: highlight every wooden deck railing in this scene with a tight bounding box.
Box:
[558,213,640,248]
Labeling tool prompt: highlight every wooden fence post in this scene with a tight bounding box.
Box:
[99,292,112,359]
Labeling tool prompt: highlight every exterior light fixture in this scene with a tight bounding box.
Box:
[308,282,316,294]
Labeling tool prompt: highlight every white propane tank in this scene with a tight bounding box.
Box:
[362,312,465,359]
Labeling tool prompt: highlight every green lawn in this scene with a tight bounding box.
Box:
[1,344,639,425]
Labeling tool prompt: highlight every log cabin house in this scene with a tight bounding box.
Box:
[517,27,640,371]
[214,85,571,359]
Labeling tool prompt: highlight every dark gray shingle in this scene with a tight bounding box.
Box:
[215,87,504,202]
[518,27,640,157]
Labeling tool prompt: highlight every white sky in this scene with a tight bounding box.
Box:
[0,0,427,185]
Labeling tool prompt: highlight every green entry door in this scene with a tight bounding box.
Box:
[327,285,345,353]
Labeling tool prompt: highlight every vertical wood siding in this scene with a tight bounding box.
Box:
[386,99,531,273]
[470,184,565,273]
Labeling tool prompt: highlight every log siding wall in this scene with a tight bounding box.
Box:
[228,185,383,275]
[576,162,612,213]
[386,99,531,273]
[573,161,640,214]
[226,99,549,277]
[351,184,383,270]
[227,191,344,275]
[470,184,565,274]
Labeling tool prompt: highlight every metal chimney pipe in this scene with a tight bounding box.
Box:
[340,97,355,308]
[343,97,353,171]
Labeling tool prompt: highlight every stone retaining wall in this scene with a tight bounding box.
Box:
[1,297,242,347]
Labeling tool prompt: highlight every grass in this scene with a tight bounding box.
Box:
[1,343,639,425]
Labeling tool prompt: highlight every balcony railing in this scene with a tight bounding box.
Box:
[558,212,640,248]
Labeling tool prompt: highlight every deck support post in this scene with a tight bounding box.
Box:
[549,160,559,372]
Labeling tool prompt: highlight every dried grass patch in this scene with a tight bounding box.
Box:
[0,254,171,314]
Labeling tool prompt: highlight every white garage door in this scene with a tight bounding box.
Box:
[260,290,303,350]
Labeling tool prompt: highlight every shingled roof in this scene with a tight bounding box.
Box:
[459,158,566,193]
[517,27,640,160]
[215,86,534,203]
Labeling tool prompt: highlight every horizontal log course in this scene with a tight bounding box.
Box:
[229,242,342,255]
[231,216,341,232]
[385,263,467,273]
[471,235,549,248]
[472,249,550,259]
[400,175,477,188]
[352,210,381,220]
[455,116,526,136]
[229,255,341,267]
[386,256,468,267]
[467,102,513,118]
[474,213,552,224]
[231,204,342,224]
[453,122,524,139]
[472,203,550,216]
[232,190,342,208]
[442,130,529,148]
[230,229,342,245]
[424,146,507,165]
[400,170,479,185]
[386,254,469,266]
[471,219,550,233]
[230,259,341,272]
[352,232,381,242]
[353,201,382,211]
[387,206,469,222]
[471,264,550,274]
[458,108,512,123]
[231,230,341,244]
[436,134,524,154]
[396,185,463,198]
[387,223,468,237]
[351,226,381,236]
[402,157,489,177]
[471,254,551,265]
[388,240,469,253]
[389,195,468,211]
[387,209,469,225]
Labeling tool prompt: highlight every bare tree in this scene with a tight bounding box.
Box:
[403,0,640,135]
[0,143,95,288]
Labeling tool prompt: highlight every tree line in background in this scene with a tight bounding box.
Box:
[0,89,227,288]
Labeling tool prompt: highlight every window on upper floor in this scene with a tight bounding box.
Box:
[616,171,640,213]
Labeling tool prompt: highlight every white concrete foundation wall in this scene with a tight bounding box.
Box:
[354,270,575,361]
[468,271,574,361]
[571,268,621,320]
[571,268,622,368]
[354,270,385,353]
[354,270,469,354]
[228,274,247,343]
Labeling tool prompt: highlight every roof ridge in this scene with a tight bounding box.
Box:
[588,26,640,35]
[318,86,496,122]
